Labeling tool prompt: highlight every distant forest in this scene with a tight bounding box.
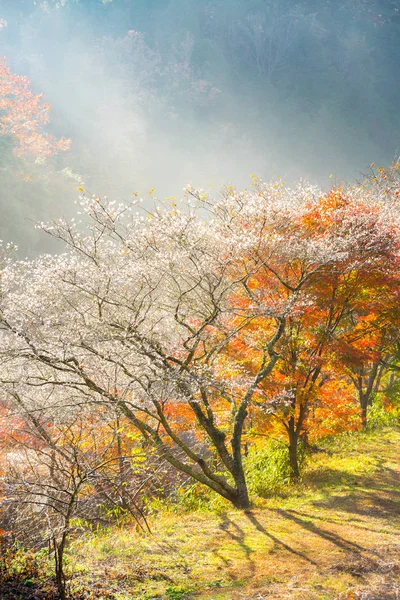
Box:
[0,0,400,253]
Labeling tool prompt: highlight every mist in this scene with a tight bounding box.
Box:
[0,0,399,254]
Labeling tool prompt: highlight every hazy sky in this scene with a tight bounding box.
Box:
[0,0,399,252]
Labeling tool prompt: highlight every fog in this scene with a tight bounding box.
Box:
[0,0,399,253]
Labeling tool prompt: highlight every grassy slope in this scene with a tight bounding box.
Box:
[71,428,400,600]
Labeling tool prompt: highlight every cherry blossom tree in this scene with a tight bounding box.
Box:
[1,174,398,507]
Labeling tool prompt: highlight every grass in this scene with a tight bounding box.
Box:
[64,427,400,600]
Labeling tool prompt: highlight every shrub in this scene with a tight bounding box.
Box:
[244,440,307,497]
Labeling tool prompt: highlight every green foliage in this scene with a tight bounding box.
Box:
[383,375,400,403]
[165,586,192,599]
[99,504,131,528]
[244,440,307,496]
[172,484,212,512]
[146,482,218,514]
[0,544,53,583]
[366,396,400,430]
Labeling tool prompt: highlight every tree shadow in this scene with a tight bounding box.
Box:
[215,512,256,576]
[243,511,318,566]
[275,509,366,555]
[309,467,400,521]
[206,459,399,585]
[283,508,387,535]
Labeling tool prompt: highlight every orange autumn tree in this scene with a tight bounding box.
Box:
[331,162,400,426]
[0,57,70,158]
[0,57,72,250]
[214,226,358,479]
[217,186,400,479]
[332,281,400,427]
[274,188,400,467]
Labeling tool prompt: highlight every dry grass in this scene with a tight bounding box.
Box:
[70,428,400,600]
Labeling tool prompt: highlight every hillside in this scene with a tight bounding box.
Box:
[3,427,397,600]
[2,427,399,600]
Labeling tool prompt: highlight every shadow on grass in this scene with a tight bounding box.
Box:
[282,508,387,535]
[214,513,256,577]
[275,509,366,554]
[308,467,400,521]
[243,511,318,566]
[238,461,400,574]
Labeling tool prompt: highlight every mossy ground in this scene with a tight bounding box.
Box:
[2,427,399,599]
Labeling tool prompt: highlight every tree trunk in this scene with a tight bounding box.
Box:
[231,470,251,509]
[116,415,130,510]
[288,438,300,482]
[361,403,368,429]
[54,537,66,600]
[288,417,300,482]
[357,361,380,428]
[359,388,368,428]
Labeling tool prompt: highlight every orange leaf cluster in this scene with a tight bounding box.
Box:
[0,57,70,158]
